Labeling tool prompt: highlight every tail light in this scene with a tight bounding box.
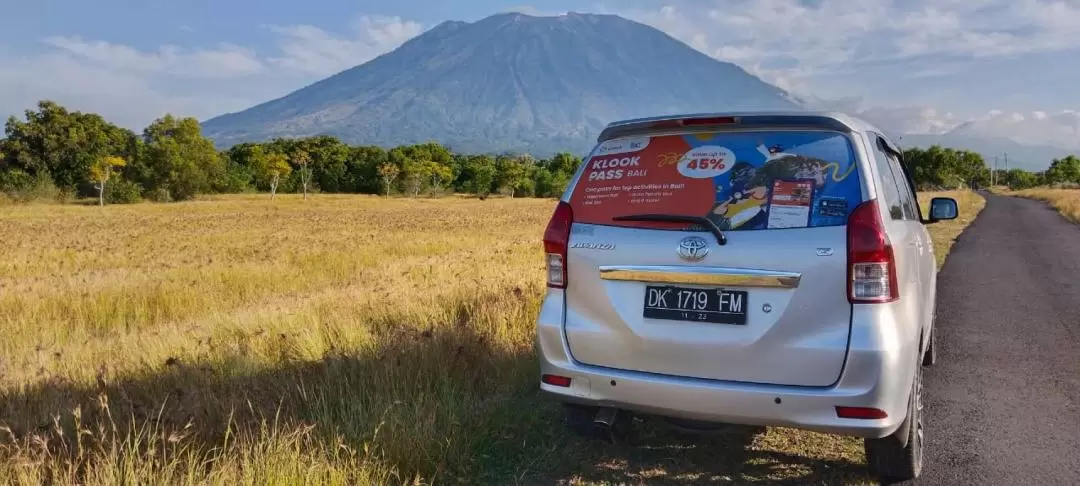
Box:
[647,116,737,131]
[847,200,898,303]
[543,201,573,288]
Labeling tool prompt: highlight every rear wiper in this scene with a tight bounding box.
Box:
[612,213,728,245]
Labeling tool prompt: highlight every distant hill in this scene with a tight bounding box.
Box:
[201,12,802,155]
[898,133,1071,172]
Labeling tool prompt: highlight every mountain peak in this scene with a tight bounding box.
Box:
[202,13,802,154]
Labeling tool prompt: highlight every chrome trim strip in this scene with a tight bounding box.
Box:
[598,265,802,289]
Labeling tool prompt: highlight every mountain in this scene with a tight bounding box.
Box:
[897,133,1072,172]
[201,12,802,155]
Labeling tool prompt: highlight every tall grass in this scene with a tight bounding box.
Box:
[0,192,982,484]
[1009,188,1080,223]
[1,195,555,484]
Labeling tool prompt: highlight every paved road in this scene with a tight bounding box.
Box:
[915,193,1080,485]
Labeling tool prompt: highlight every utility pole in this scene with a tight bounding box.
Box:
[992,156,998,187]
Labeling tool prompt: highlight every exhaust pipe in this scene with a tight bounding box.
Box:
[592,407,626,443]
[593,407,618,428]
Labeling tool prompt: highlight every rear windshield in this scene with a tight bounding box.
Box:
[568,131,863,231]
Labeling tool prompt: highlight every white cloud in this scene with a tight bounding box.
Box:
[857,105,961,135]
[613,0,1080,148]
[0,14,424,130]
[621,0,1080,95]
[951,109,1080,149]
[43,36,264,78]
[503,5,569,17]
[0,51,264,130]
[843,104,1080,149]
[266,15,422,76]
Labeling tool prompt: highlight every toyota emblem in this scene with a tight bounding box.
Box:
[677,236,710,261]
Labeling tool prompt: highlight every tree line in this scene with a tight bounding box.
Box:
[902,145,1080,191]
[0,101,582,204]
[3,100,1078,205]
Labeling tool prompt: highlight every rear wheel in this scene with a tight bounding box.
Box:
[865,363,924,481]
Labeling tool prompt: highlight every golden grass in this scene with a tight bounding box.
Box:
[0,191,982,485]
[920,190,987,269]
[1006,188,1080,223]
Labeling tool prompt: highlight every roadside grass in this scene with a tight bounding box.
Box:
[920,190,987,269]
[1002,187,1080,224]
[0,191,982,485]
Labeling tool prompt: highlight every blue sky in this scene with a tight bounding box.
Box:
[2,0,1079,149]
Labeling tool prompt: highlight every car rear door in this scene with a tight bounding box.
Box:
[560,127,868,387]
[868,135,926,339]
[880,137,935,329]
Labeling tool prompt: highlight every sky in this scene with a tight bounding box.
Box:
[2,0,1079,149]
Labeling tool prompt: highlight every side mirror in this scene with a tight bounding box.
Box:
[927,197,958,223]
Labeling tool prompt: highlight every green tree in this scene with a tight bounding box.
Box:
[402,157,426,198]
[495,155,529,197]
[140,115,223,201]
[88,155,126,206]
[301,136,350,193]
[532,166,557,198]
[1003,168,1040,189]
[2,100,138,196]
[460,155,496,197]
[1045,155,1080,185]
[425,160,453,197]
[253,150,292,199]
[904,145,988,190]
[347,145,389,193]
[548,152,582,176]
[216,152,254,193]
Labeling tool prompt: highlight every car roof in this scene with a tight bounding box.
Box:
[598,111,891,144]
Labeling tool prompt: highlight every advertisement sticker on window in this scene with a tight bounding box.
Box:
[766,179,816,229]
[569,131,862,231]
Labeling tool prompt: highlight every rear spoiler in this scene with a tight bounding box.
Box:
[597,112,859,143]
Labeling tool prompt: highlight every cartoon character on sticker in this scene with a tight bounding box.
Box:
[757,141,797,162]
[710,161,769,230]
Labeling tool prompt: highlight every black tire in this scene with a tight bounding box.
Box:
[922,326,937,367]
[865,363,924,481]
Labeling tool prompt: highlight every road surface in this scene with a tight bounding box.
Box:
[916,193,1080,484]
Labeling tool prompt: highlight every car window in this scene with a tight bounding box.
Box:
[870,139,905,221]
[568,130,864,231]
[893,159,919,221]
[881,143,918,221]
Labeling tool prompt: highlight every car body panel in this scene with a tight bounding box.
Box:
[564,223,853,386]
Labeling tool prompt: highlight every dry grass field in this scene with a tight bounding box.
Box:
[1005,188,1080,224]
[0,190,982,485]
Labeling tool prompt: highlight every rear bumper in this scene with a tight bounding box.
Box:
[536,290,917,439]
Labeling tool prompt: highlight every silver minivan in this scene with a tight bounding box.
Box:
[536,112,959,481]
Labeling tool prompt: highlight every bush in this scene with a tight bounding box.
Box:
[0,169,64,203]
[213,164,255,193]
[106,178,144,204]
